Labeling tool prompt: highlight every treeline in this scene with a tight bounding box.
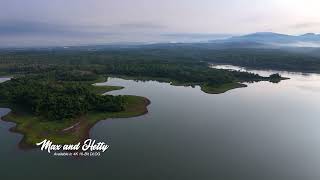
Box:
[55,70,99,82]
[0,76,125,121]
[0,49,287,121]
[0,49,284,86]
[101,62,266,85]
[1,46,320,73]
[200,48,320,73]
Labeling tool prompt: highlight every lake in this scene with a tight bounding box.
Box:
[1,68,320,180]
[0,77,11,83]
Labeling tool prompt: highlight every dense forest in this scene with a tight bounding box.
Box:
[0,75,125,121]
[0,47,289,121]
[0,48,285,85]
[1,46,320,74]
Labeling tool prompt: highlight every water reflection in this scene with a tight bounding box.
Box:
[1,69,320,179]
[210,64,315,77]
[0,77,11,83]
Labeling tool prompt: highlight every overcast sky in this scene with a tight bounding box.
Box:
[1,0,320,47]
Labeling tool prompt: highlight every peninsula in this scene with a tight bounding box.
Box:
[0,74,150,147]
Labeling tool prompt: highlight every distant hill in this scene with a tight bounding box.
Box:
[2,32,320,52]
[212,32,320,47]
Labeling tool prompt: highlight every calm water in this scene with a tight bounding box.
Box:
[1,68,320,180]
[0,77,11,83]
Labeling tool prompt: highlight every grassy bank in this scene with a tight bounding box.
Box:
[201,83,247,94]
[2,95,150,147]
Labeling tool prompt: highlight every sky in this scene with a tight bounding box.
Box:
[1,0,320,47]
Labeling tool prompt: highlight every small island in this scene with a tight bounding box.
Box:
[201,82,247,94]
[200,73,288,94]
[0,73,150,148]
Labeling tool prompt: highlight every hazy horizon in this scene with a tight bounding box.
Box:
[1,0,320,47]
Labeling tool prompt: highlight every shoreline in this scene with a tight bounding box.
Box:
[201,82,248,94]
[108,75,287,94]
[0,77,151,149]
[0,74,285,149]
[1,96,151,150]
[209,63,320,75]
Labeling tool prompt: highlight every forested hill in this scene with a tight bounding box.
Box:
[1,45,320,73]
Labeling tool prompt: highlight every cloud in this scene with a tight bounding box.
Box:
[0,20,114,37]
[116,23,167,30]
[0,20,168,37]
[0,20,172,47]
[291,22,320,29]
[0,20,121,47]
[162,33,232,38]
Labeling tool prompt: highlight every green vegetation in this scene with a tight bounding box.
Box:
[0,49,286,94]
[201,83,247,94]
[0,48,291,146]
[0,76,126,121]
[55,70,100,82]
[0,74,149,146]
[2,95,149,146]
[202,48,320,73]
[92,85,124,94]
[1,46,320,73]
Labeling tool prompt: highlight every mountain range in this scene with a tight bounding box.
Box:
[214,32,320,47]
